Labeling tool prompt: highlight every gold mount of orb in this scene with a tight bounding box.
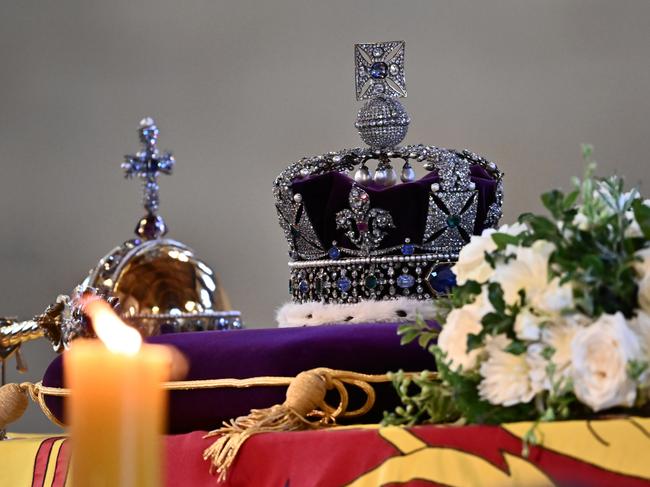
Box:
[82,239,242,337]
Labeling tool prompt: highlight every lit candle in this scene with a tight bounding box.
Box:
[65,300,169,487]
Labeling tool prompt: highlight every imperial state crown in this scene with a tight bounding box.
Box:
[275,41,503,326]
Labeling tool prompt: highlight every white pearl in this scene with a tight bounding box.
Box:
[400,164,416,183]
[375,167,398,186]
[354,166,372,185]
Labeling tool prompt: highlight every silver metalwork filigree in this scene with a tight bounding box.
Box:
[336,185,395,253]
[422,191,478,252]
[122,117,175,240]
[355,41,406,100]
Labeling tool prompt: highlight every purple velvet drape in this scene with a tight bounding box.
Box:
[291,165,497,249]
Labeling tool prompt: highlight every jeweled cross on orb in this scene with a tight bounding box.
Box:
[122,117,175,239]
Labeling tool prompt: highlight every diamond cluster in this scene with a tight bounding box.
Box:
[289,256,457,304]
[355,41,406,100]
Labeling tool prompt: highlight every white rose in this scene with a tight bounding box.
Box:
[635,248,650,275]
[543,316,584,375]
[479,348,540,406]
[527,316,583,392]
[532,277,574,314]
[526,344,551,393]
[626,210,642,238]
[572,212,590,231]
[485,333,511,353]
[453,223,528,286]
[514,308,542,341]
[638,276,650,315]
[497,221,529,236]
[571,312,642,412]
[491,240,555,306]
[629,311,650,356]
[627,199,650,237]
[453,228,496,285]
[438,301,485,372]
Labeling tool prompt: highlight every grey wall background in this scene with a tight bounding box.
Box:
[1,0,648,433]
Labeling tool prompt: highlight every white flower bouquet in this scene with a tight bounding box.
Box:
[387,147,650,430]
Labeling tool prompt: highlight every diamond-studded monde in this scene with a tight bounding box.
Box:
[355,96,410,149]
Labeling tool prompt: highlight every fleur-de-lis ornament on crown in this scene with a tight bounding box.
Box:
[335,186,395,253]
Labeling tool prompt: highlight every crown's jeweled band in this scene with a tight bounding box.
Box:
[288,255,457,305]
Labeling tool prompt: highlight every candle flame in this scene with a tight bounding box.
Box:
[84,299,142,355]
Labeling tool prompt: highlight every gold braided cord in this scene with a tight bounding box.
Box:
[17,369,438,430]
[26,369,435,396]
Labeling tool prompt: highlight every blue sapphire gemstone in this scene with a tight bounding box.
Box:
[429,265,457,293]
[328,246,341,260]
[396,274,415,289]
[401,243,415,255]
[370,62,388,79]
[299,280,309,294]
[337,277,352,293]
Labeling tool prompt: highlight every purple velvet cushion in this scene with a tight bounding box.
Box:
[42,324,436,433]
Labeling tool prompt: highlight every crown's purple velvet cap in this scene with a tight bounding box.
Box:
[42,323,436,433]
[291,165,498,250]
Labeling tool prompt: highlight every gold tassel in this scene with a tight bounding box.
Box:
[0,383,29,431]
[203,368,383,482]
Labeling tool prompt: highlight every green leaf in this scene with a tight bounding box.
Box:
[580,254,605,276]
[519,214,560,241]
[466,333,483,352]
[399,328,420,345]
[491,232,522,250]
[487,282,506,313]
[627,360,649,381]
[541,189,564,219]
[562,189,580,211]
[633,200,650,239]
[481,312,513,334]
[505,341,527,355]
[541,346,556,360]
[418,332,438,349]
